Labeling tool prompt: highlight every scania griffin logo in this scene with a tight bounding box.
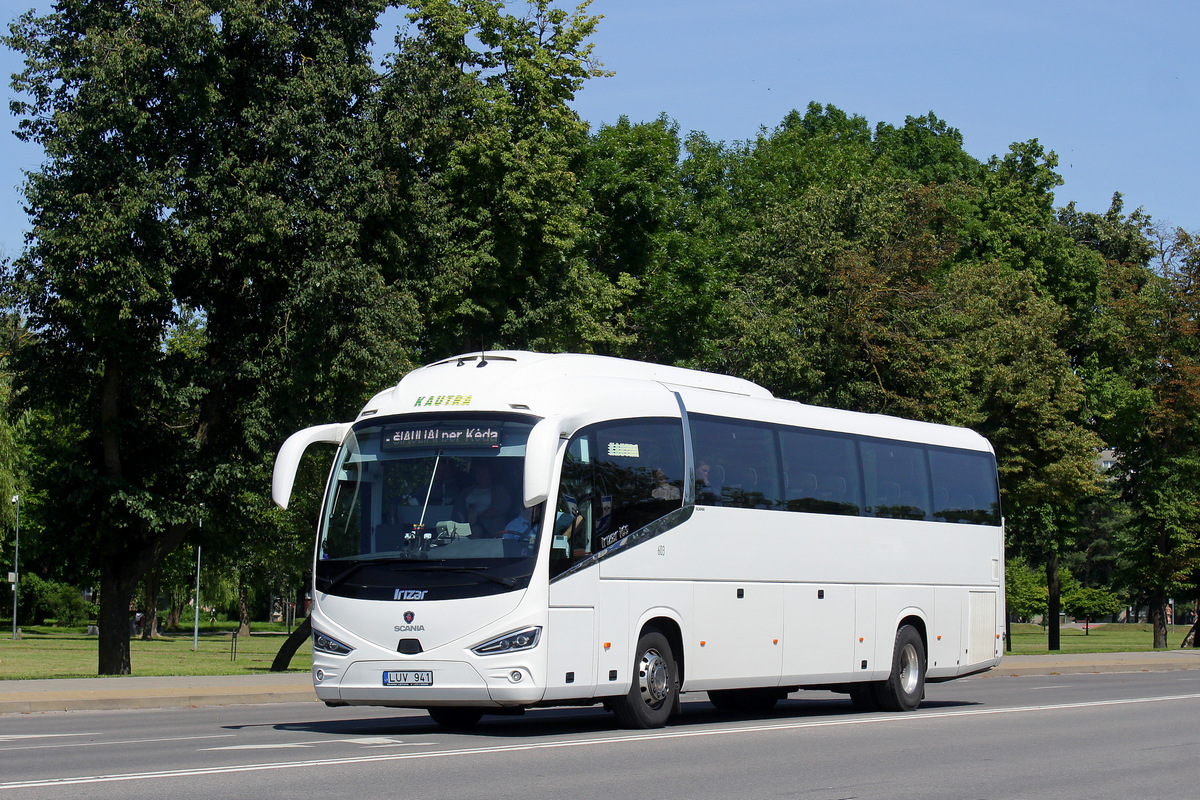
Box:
[394,609,425,632]
[393,589,427,600]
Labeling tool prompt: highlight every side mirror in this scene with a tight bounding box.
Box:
[523,417,563,508]
[271,423,351,509]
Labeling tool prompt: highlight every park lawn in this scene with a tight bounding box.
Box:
[0,626,312,680]
[1007,622,1192,655]
[1,621,1190,680]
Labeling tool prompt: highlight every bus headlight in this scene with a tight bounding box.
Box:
[313,630,355,656]
[471,626,542,656]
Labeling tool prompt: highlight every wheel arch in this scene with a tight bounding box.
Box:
[895,611,929,659]
[638,613,685,687]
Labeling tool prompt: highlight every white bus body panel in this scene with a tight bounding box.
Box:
[286,351,1004,712]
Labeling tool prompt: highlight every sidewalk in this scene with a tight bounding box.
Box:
[0,672,315,714]
[3,650,1200,714]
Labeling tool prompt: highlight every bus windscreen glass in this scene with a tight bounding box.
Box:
[316,414,540,600]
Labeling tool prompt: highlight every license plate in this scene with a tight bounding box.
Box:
[383,670,433,687]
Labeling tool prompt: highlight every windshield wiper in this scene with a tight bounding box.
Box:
[409,565,519,588]
[323,556,437,591]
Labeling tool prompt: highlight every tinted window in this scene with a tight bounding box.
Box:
[691,416,782,509]
[929,447,1001,525]
[551,418,685,578]
[779,428,862,516]
[860,439,931,521]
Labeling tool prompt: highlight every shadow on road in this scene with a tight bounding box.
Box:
[230,692,982,739]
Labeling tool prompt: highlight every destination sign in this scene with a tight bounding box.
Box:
[380,423,502,451]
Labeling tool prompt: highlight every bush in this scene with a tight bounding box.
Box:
[18,574,96,626]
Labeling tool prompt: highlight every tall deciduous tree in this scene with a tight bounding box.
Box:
[1075,210,1200,647]
[4,0,412,674]
[377,0,627,356]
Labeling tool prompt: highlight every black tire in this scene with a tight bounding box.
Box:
[847,683,881,712]
[612,630,678,728]
[428,706,485,730]
[707,688,780,713]
[874,624,925,711]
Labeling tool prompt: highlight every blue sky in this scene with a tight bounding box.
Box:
[2,0,1197,263]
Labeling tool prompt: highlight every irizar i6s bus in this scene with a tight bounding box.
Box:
[272,351,1004,729]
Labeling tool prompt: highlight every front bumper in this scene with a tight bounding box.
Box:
[313,657,544,708]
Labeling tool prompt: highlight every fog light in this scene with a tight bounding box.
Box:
[315,669,325,683]
[510,670,523,683]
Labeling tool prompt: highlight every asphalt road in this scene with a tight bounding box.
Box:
[2,669,1199,799]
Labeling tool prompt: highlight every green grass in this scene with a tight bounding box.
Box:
[0,620,1187,680]
[1007,622,1190,655]
[0,624,312,680]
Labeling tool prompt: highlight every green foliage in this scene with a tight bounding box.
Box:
[3,0,413,673]
[18,574,96,627]
[1,1,1196,671]
[1063,586,1122,622]
[1006,558,1048,623]
[380,0,626,355]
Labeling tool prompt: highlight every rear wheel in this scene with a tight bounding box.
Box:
[428,706,485,730]
[874,625,925,711]
[612,630,677,728]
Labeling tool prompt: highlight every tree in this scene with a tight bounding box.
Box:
[4,0,411,674]
[1006,557,1048,624]
[1064,199,1200,649]
[377,0,628,356]
[1063,586,1121,633]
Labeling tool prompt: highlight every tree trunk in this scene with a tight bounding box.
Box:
[96,521,194,674]
[166,591,183,630]
[97,564,134,675]
[141,568,161,640]
[1046,553,1061,651]
[237,582,252,637]
[1151,595,1168,648]
[271,615,312,672]
[1181,619,1200,648]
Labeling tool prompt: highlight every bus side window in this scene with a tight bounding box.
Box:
[779,428,862,516]
[861,440,931,521]
[690,415,781,509]
[928,447,1001,525]
[550,418,684,579]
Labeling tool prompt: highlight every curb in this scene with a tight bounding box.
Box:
[0,674,316,715]
[984,650,1200,678]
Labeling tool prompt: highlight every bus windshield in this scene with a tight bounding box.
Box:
[316,414,541,600]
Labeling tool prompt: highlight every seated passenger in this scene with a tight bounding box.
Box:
[652,468,682,501]
[458,460,512,537]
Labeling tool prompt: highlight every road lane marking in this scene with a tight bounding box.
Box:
[0,734,235,752]
[4,692,1200,790]
[201,737,430,751]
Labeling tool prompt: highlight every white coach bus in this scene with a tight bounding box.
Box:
[272,351,1004,729]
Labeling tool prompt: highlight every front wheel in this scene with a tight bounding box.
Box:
[611,630,678,728]
[874,624,925,711]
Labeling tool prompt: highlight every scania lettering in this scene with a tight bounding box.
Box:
[273,352,1005,729]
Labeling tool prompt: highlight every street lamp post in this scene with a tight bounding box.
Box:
[10,494,18,641]
[193,505,202,651]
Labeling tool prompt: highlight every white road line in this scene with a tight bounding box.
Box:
[0,734,235,752]
[3,693,1200,790]
[202,737,422,752]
